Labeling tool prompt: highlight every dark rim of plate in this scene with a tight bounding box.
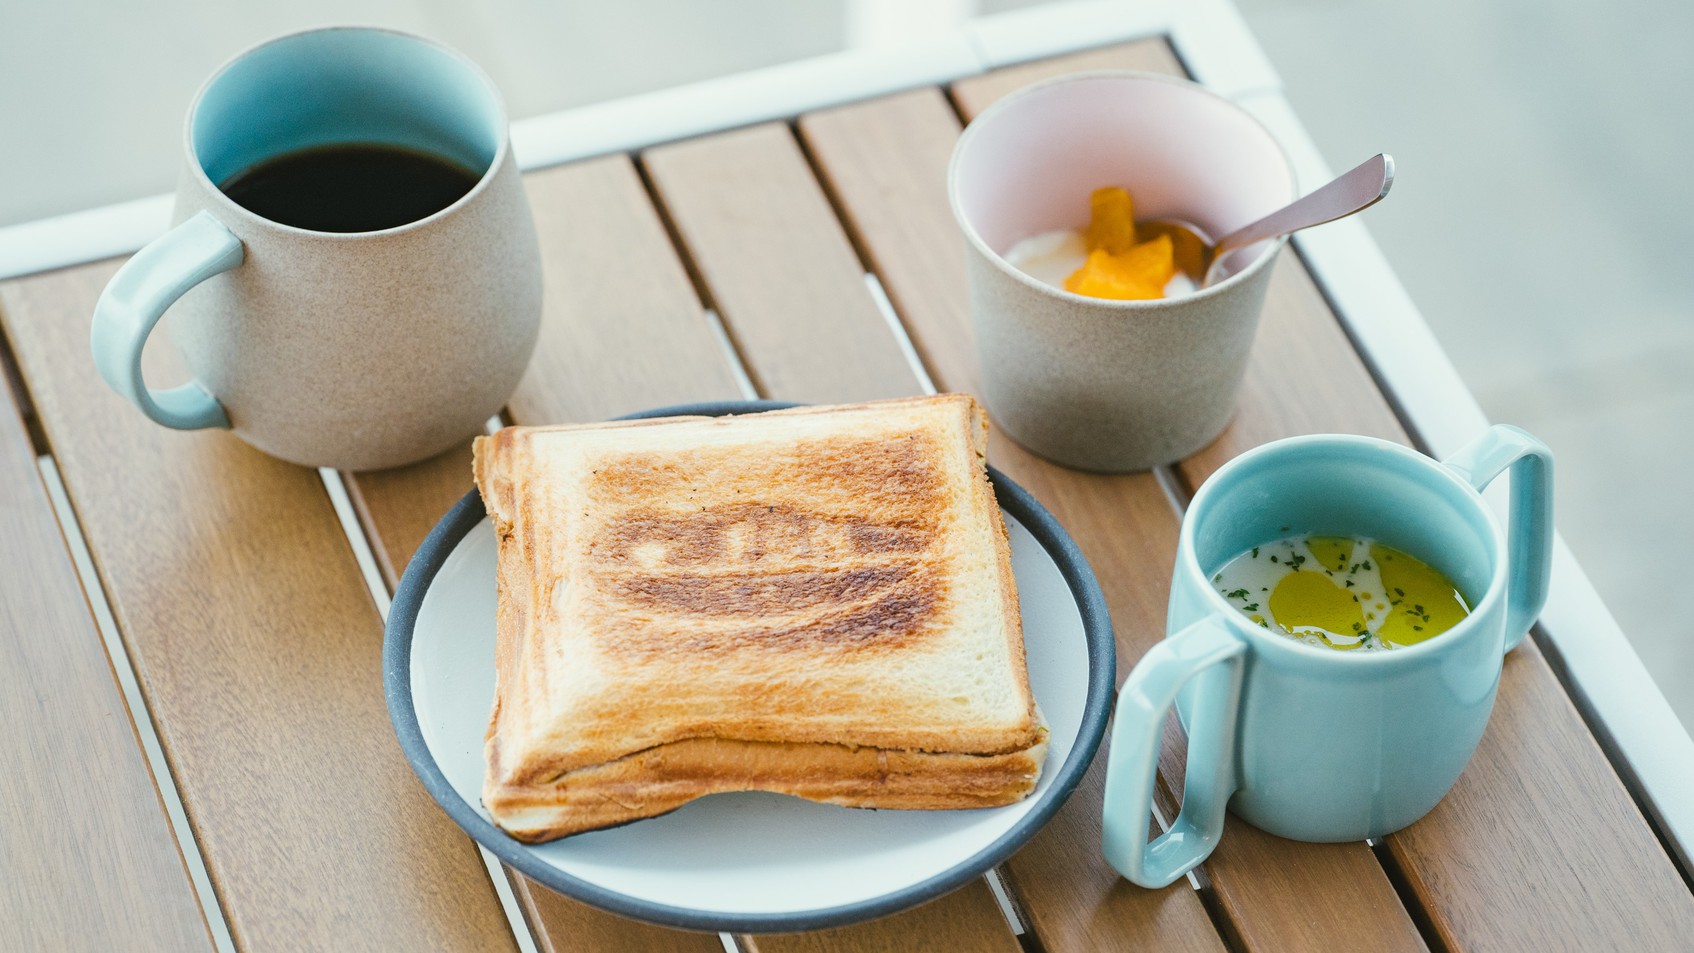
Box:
[383,400,1117,934]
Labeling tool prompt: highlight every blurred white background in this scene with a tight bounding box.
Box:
[3,0,1687,729]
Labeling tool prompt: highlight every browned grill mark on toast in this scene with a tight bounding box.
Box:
[610,565,913,615]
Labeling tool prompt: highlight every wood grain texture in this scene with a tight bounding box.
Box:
[349,442,474,589]
[508,156,747,426]
[1389,639,1694,952]
[1178,254,1403,488]
[517,878,726,953]
[345,154,737,953]
[642,118,1042,953]
[0,349,212,950]
[642,123,916,405]
[804,61,1423,953]
[747,885,1020,953]
[0,266,518,953]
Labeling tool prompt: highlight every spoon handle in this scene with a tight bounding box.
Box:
[1213,153,1394,258]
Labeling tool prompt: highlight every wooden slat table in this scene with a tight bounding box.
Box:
[3,24,1692,953]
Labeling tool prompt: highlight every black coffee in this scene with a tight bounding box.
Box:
[218,143,482,233]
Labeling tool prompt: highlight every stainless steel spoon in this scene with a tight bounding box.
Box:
[1144,153,1395,288]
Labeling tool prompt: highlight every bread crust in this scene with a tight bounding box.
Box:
[487,729,1049,841]
[476,395,1044,841]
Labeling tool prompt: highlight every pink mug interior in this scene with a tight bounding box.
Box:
[951,72,1296,288]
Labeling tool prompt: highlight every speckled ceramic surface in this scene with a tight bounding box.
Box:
[949,72,1297,473]
[92,28,541,471]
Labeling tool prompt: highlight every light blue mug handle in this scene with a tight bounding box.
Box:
[1442,424,1555,651]
[91,210,242,430]
[1102,614,1246,888]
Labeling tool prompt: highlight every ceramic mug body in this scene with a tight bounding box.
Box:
[92,27,542,471]
[1101,427,1554,887]
[948,72,1296,472]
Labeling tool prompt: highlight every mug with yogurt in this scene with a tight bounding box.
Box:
[948,71,1295,473]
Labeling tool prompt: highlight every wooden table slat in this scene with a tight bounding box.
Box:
[346,154,737,953]
[0,267,519,952]
[795,50,1426,953]
[642,123,916,406]
[0,348,213,951]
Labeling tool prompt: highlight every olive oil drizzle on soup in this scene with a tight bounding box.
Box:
[1212,535,1471,651]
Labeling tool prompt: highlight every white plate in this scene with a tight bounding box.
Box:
[384,401,1114,933]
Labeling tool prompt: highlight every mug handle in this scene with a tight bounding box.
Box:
[91,210,242,430]
[1443,424,1555,651]
[1102,614,1246,888]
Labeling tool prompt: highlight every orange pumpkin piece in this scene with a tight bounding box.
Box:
[1083,187,1137,254]
[1064,234,1177,300]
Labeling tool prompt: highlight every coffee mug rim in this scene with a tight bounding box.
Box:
[946,69,1298,310]
[1180,433,1510,666]
[180,24,510,241]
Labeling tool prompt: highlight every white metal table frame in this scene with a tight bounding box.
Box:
[3,3,1688,951]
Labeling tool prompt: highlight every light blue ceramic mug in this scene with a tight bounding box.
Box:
[1101,426,1553,888]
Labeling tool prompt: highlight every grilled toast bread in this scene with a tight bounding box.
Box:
[474,394,1046,841]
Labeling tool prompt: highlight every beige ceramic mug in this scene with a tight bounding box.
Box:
[949,71,1295,472]
[92,27,542,471]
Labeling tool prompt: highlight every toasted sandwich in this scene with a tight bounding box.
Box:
[474,394,1046,842]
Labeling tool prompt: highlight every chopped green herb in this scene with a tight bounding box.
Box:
[1214,573,1222,582]
[1351,621,1362,632]
[1413,625,1423,631]
[1344,579,1355,588]
[1288,554,1307,569]
[1269,555,1278,563]
[1227,588,1250,600]
[1394,588,1405,597]
[1243,603,1259,612]
[1251,547,1260,558]
[1362,560,1372,571]
[1280,525,1291,533]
